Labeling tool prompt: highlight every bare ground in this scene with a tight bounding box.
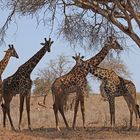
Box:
[0,93,140,140]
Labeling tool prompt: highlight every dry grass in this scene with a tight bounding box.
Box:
[0,93,140,139]
[136,93,140,101]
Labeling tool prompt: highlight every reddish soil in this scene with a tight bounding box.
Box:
[0,94,140,140]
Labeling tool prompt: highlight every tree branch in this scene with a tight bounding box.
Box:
[115,1,132,31]
[0,3,16,44]
[74,0,140,48]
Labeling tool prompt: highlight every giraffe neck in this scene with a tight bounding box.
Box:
[77,61,91,76]
[0,52,11,75]
[86,44,110,67]
[17,45,49,75]
[90,66,112,80]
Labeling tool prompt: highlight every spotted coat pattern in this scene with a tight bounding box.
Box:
[90,66,140,128]
[1,38,53,130]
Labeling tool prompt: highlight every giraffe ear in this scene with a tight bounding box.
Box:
[72,56,75,59]
[81,56,84,59]
[40,43,45,46]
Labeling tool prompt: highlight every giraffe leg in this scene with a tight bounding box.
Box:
[108,97,115,129]
[18,95,25,130]
[123,95,138,129]
[108,101,112,126]
[2,103,7,128]
[59,104,69,129]
[26,94,31,130]
[123,95,134,129]
[136,104,140,118]
[80,94,85,129]
[0,93,2,104]
[131,102,139,129]
[130,106,133,129]
[135,104,140,129]
[6,103,15,131]
[72,93,79,130]
[132,103,140,130]
[53,103,60,131]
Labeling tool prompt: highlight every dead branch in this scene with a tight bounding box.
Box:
[38,102,47,108]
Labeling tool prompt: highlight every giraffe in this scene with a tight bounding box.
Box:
[0,44,19,77]
[88,66,140,129]
[51,36,123,131]
[99,79,140,129]
[0,45,19,101]
[1,38,53,130]
[73,54,140,129]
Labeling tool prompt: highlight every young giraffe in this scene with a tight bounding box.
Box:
[89,66,140,129]
[0,45,19,101]
[1,38,53,130]
[100,79,140,129]
[51,37,123,131]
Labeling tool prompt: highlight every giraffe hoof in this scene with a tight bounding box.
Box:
[72,124,76,130]
[28,127,32,131]
[66,126,70,130]
[72,127,76,131]
[11,127,16,131]
[56,126,61,131]
[18,126,21,130]
[83,126,86,129]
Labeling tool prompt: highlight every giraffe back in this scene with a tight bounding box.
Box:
[100,77,136,100]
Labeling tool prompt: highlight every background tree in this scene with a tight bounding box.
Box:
[33,53,72,97]
[1,0,140,50]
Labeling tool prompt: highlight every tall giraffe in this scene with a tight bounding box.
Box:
[0,45,19,101]
[51,37,123,131]
[100,79,140,129]
[1,38,53,130]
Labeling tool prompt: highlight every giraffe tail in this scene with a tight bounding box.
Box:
[136,104,140,118]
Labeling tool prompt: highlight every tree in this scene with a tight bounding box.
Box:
[33,77,50,96]
[1,0,140,49]
[33,54,72,99]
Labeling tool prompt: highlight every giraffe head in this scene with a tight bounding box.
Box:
[72,53,84,66]
[105,36,123,51]
[5,44,19,58]
[40,38,54,52]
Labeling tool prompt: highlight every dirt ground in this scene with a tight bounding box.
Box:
[1,93,140,140]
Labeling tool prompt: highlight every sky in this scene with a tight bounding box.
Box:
[1,10,140,93]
